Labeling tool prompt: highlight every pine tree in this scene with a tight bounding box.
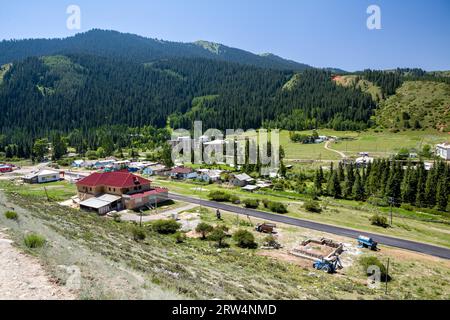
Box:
[401,164,417,204]
[436,165,449,212]
[415,165,427,208]
[313,169,323,195]
[327,171,342,199]
[343,163,355,199]
[352,170,365,201]
[385,162,402,200]
[51,133,67,160]
[425,165,438,207]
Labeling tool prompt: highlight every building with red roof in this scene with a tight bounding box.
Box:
[76,171,168,214]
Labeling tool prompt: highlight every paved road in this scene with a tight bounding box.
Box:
[170,193,450,260]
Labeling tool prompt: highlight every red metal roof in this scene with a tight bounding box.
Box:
[128,188,169,199]
[76,171,151,188]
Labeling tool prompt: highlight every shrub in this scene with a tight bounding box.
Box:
[174,231,187,244]
[233,229,257,249]
[152,219,181,234]
[303,200,322,213]
[262,199,270,208]
[208,226,229,248]
[131,225,146,241]
[359,256,391,282]
[208,191,231,202]
[24,234,46,249]
[400,203,414,211]
[85,150,98,160]
[5,211,18,220]
[370,214,389,228]
[367,196,389,207]
[110,212,122,223]
[267,201,288,214]
[196,222,214,239]
[229,195,241,204]
[243,198,259,209]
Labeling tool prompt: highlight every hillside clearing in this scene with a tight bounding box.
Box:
[376,80,450,132]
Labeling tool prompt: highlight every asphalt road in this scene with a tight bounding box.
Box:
[170,193,450,260]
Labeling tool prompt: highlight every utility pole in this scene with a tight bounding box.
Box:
[385,258,390,295]
[44,187,50,202]
[388,197,394,226]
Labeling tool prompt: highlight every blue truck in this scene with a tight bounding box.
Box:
[357,235,378,251]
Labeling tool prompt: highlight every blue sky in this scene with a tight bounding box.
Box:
[1,0,449,71]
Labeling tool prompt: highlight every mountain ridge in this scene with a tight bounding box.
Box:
[0,29,313,71]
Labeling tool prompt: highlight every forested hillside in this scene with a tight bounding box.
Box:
[0,54,376,158]
[0,29,312,71]
[0,30,449,160]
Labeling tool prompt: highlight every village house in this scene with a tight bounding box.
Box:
[94,159,116,169]
[231,173,255,187]
[169,167,198,180]
[76,170,168,215]
[436,142,450,160]
[72,160,86,168]
[197,169,223,183]
[142,164,169,176]
[23,169,61,184]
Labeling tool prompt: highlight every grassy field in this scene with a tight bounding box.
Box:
[152,178,450,248]
[0,180,448,300]
[281,129,450,160]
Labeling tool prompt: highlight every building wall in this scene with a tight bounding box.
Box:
[123,191,169,210]
[437,146,450,160]
[77,183,151,198]
[37,174,59,183]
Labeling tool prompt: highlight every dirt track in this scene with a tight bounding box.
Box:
[0,230,75,300]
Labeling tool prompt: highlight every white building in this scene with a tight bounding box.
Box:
[436,143,450,160]
[23,169,61,184]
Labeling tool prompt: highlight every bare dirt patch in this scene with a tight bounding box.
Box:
[0,229,75,300]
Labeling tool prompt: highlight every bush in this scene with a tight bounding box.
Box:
[367,196,389,207]
[229,195,241,204]
[370,214,389,228]
[400,203,414,211]
[152,219,181,234]
[267,201,288,214]
[233,229,257,249]
[243,198,259,209]
[196,222,214,239]
[85,150,98,160]
[174,231,187,243]
[131,225,146,241]
[303,200,322,213]
[208,226,229,248]
[5,211,18,220]
[359,256,391,282]
[208,191,231,202]
[24,234,46,249]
